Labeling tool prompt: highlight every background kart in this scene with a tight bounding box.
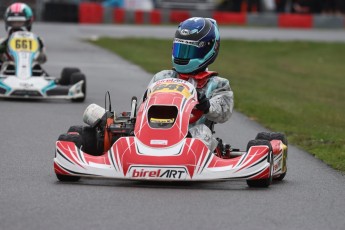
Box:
[54,78,288,187]
[0,31,86,102]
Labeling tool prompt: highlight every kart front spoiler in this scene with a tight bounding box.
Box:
[54,137,272,182]
[0,76,84,100]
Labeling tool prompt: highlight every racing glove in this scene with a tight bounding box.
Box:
[196,92,210,114]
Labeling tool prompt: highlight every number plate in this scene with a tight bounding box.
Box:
[9,38,39,52]
[151,83,192,98]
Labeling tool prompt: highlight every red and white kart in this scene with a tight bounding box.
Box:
[54,78,288,187]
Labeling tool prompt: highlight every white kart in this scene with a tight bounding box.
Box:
[0,31,86,102]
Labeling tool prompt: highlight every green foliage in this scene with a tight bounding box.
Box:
[89,37,345,172]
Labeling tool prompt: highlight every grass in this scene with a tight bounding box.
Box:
[89,37,345,172]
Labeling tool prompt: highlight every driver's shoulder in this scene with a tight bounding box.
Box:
[152,69,178,82]
[209,75,229,84]
[0,37,8,45]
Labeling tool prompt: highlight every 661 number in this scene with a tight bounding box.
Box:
[15,39,33,50]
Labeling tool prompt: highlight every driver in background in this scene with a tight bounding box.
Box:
[0,2,46,69]
[143,17,234,151]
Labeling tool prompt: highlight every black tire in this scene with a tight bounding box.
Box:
[59,67,80,85]
[56,134,82,182]
[275,172,286,181]
[81,126,101,156]
[256,132,287,145]
[270,132,288,145]
[71,72,86,102]
[255,132,288,181]
[57,133,82,148]
[56,174,81,182]
[67,125,83,134]
[63,126,101,156]
[270,133,288,180]
[255,132,271,141]
[246,139,273,188]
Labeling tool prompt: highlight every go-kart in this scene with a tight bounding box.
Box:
[0,31,86,102]
[54,78,288,187]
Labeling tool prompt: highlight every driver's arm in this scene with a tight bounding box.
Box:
[204,76,234,124]
[36,37,47,63]
[0,38,8,54]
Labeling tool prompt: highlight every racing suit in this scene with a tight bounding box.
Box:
[145,69,234,151]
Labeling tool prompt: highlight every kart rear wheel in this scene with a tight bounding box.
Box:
[246,140,273,188]
[71,72,86,102]
[67,125,83,135]
[59,67,80,85]
[255,132,288,181]
[56,134,82,182]
[270,133,288,145]
[255,132,288,145]
[255,132,271,141]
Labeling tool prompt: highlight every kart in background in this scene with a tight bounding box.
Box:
[0,31,86,102]
[54,78,287,187]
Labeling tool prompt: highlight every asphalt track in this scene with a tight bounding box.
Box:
[1,23,345,230]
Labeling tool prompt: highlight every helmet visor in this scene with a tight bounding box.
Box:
[7,21,26,28]
[7,16,27,28]
[173,38,213,60]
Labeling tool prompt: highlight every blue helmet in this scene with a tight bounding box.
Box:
[172,17,220,74]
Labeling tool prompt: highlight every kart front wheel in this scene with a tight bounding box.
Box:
[56,174,81,182]
[246,140,273,188]
[59,67,80,85]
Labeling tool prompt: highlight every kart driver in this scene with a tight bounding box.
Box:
[0,2,46,68]
[143,17,234,151]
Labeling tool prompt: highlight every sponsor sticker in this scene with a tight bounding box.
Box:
[19,82,34,88]
[180,29,190,36]
[128,166,188,180]
[150,139,168,145]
